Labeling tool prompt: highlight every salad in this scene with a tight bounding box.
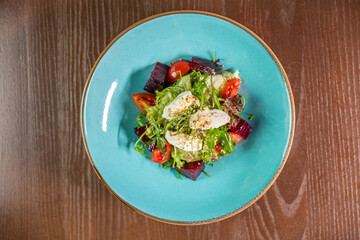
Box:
[132,55,253,181]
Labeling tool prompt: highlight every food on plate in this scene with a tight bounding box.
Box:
[144,62,169,93]
[132,55,253,181]
[166,60,191,83]
[189,108,230,130]
[190,56,223,74]
[165,131,203,151]
[132,93,156,113]
[162,91,200,120]
[175,160,205,181]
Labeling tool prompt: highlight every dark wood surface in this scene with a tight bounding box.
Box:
[1,0,359,239]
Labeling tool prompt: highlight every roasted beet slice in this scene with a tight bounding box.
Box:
[134,126,150,142]
[190,57,223,75]
[227,116,252,139]
[144,62,169,93]
[175,160,205,181]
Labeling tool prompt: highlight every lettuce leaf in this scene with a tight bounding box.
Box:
[146,86,183,123]
[222,70,239,81]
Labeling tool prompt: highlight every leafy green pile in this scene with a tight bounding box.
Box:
[134,70,243,169]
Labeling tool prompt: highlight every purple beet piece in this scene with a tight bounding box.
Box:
[147,140,157,152]
[175,160,205,181]
[227,116,252,139]
[144,62,169,93]
[190,57,223,75]
[134,126,150,142]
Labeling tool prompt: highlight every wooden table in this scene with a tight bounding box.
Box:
[1,0,359,239]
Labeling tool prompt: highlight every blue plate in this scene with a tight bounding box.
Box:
[81,11,295,224]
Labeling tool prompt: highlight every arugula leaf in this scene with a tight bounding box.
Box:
[176,171,183,179]
[134,131,148,156]
[136,113,148,127]
[191,71,210,108]
[174,74,192,90]
[203,170,212,177]
[170,147,186,168]
[198,125,236,162]
[211,51,216,62]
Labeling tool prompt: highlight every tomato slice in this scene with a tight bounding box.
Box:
[166,60,191,83]
[132,93,156,113]
[222,78,241,99]
[213,143,223,153]
[228,131,243,143]
[151,141,171,164]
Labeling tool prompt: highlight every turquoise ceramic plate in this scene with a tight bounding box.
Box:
[81,11,295,225]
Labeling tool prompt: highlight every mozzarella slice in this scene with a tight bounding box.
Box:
[162,91,200,120]
[190,108,230,130]
[165,131,203,151]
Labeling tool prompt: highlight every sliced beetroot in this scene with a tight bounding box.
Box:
[190,57,223,75]
[144,62,169,93]
[175,160,205,181]
[134,126,150,142]
[227,116,252,139]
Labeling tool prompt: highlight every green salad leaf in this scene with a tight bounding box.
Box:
[147,86,183,123]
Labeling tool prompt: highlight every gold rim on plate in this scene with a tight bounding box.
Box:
[80,10,296,225]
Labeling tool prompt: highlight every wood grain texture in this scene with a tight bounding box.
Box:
[0,0,359,239]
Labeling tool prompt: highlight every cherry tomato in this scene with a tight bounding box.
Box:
[213,143,223,153]
[228,131,243,143]
[166,60,191,83]
[132,93,156,113]
[222,78,241,99]
[151,141,171,164]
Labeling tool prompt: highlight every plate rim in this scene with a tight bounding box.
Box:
[80,10,296,225]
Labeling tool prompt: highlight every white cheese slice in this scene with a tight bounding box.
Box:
[162,91,199,120]
[165,131,203,151]
[189,108,230,130]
